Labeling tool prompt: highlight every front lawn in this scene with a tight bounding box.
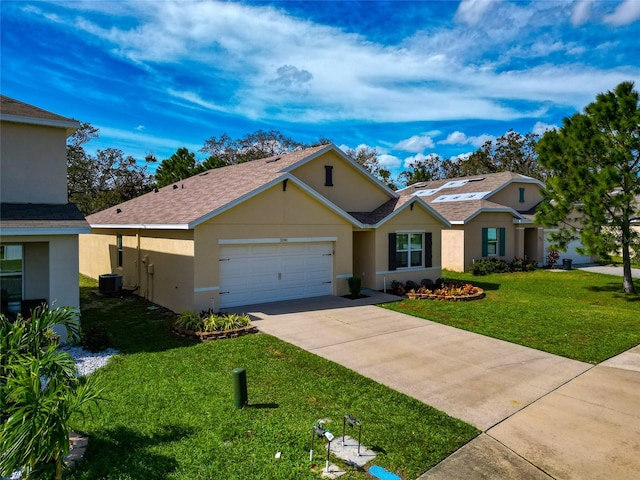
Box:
[382,269,640,364]
[69,276,478,479]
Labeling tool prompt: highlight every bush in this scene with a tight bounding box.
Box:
[389,280,405,296]
[81,323,111,352]
[546,249,560,268]
[404,280,419,292]
[471,257,537,276]
[0,306,102,480]
[420,278,434,288]
[347,276,362,297]
[176,311,251,333]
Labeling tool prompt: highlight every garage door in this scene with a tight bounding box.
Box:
[544,235,591,265]
[219,242,333,308]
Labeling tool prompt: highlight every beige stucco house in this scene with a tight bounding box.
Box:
[0,96,89,335]
[397,172,596,272]
[80,144,450,312]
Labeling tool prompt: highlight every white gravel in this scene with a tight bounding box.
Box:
[59,345,120,377]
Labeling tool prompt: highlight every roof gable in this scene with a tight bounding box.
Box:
[398,172,544,224]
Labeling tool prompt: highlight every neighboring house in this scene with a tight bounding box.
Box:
[0,96,89,337]
[397,172,597,272]
[80,144,450,312]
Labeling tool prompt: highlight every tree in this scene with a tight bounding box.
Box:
[200,129,309,165]
[397,154,447,186]
[346,145,397,190]
[67,123,154,215]
[536,81,640,294]
[450,131,547,181]
[155,148,205,188]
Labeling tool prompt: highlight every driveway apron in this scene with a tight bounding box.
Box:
[236,293,639,479]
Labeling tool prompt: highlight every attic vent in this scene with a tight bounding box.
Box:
[468,177,485,182]
[199,172,209,176]
[116,208,122,213]
[173,184,178,189]
[412,182,429,188]
[265,157,281,163]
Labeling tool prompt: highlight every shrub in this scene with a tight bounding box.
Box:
[420,278,434,288]
[176,311,204,332]
[177,311,251,333]
[81,323,111,352]
[347,276,362,297]
[0,306,102,480]
[546,249,560,268]
[471,257,537,276]
[404,280,419,292]
[389,280,405,296]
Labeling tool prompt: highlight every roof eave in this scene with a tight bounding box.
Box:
[1,113,80,136]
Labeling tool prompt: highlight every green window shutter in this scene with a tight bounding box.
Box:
[388,233,397,271]
[481,228,488,257]
[424,232,432,268]
[519,187,525,203]
[499,228,506,256]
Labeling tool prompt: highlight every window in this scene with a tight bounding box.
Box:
[519,187,525,203]
[396,233,423,268]
[324,165,334,186]
[482,228,506,256]
[0,245,23,314]
[117,235,123,268]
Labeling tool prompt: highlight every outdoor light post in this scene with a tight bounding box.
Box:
[324,430,334,473]
[310,423,326,461]
[342,412,362,455]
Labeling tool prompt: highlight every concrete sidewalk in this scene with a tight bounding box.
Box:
[234,292,640,479]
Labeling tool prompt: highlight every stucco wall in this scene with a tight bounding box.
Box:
[80,230,195,313]
[291,150,391,212]
[463,212,517,270]
[373,205,444,290]
[0,122,68,204]
[353,230,376,288]
[194,181,353,312]
[488,182,544,212]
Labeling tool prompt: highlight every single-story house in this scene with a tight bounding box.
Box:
[80,144,450,312]
[0,96,89,338]
[396,172,597,272]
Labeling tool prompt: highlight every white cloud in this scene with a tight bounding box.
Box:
[454,152,473,162]
[135,125,145,131]
[26,0,640,125]
[439,131,495,147]
[455,0,498,25]
[604,0,640,26]
[532,121,558,135]
[394,135,436,153]
[571,0,594,26]
[378,154,401,169]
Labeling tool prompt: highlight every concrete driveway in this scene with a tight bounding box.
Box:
[234,291,640,479]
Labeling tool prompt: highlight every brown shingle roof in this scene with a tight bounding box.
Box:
[0,95,77,124]
[398,172,542,223]
[349,196,414,224]
[1,203,89,231]
[87,144,333,227]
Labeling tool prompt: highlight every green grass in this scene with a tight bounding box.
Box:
[382,269,640,364]
[69,276,478,480]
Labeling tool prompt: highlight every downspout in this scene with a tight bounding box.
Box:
[136,230,141,293]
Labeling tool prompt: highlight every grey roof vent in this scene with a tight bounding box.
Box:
[265,157,281,163]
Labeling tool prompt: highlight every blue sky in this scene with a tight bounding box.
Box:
[2,0,640,181]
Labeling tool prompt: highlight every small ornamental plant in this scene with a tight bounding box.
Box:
[175,311,251,333]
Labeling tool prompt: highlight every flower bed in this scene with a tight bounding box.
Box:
[172,324,258,342]
[172,311,257,341]
[405,283,485,301]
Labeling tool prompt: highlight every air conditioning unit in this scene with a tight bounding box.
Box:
[99,274,122,295]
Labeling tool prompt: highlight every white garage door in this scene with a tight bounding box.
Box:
[544,234,591,265]
[219,242,333,308]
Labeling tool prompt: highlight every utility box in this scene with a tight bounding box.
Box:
[99,274,122,294]
[562,259,573,270]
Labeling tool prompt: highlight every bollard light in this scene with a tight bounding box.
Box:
[309,422,327,461]
[342,412,362,455]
